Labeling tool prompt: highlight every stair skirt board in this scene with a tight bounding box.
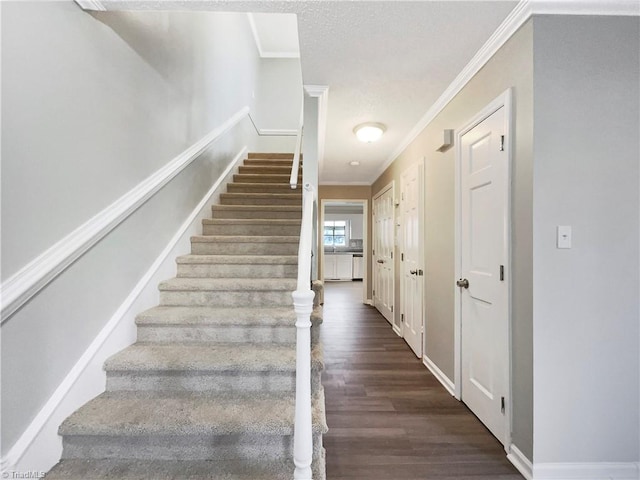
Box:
[41,153,326,479]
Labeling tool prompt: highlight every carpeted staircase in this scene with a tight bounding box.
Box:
[45,153,327,479]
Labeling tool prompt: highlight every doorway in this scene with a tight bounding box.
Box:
[320,199,368,305]
[455,89,512,448]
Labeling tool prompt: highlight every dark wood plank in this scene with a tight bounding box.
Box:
[320,281,523,480]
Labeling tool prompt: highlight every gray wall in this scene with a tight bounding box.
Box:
[255,58,303,131]
[372,21,534,457]
[1,2,264,454]
[532,15,639,464]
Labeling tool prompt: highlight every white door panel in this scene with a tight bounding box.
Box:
[373,186,394,324]
[460,105,508,445]
[401,161,423,358]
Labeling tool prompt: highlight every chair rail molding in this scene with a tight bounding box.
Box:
[0,106,250,323]
[0,146,248,473]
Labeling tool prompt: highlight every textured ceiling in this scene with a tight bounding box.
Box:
[102,1,519,184]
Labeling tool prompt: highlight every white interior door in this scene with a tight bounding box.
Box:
[459,105,509,445]
[373,185,394,324]
[401,161,424,358]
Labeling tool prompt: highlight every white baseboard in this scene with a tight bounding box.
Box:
[507,444,533,480]
[392,324,402,337]
[422,355,456,397]
[532,462,640,479]
[1,147,247,475]
[364,298,374,306]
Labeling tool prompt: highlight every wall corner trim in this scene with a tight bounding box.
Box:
[0,146,249,473]
[258,128,298,136]
[0,106,250,323]
[507,445,533,480]
[74,0,106,11]
[304,85,329,177]
[423,355,456,397]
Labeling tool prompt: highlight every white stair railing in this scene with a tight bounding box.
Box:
[292,181,315,479]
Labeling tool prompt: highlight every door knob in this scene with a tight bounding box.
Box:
[410,269,417,275]
[456,278,469,289]
[377,259,385,264]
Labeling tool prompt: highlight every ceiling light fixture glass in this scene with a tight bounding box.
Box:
[349,161,360,166]
[354,122,386,143]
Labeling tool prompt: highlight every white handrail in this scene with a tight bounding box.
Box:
[290,104,304,189]
[292,183,315,479]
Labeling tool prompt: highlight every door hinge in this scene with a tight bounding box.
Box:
[418,269,423,276]
[401,253,404,261]
[499,135,505,152]
[500,265,504,281]
[391,251,393,259]
[391,305,394,313]
[372,249,375,255]
[401,313,404,322]
[373,289,375,296]
[501,396,506,414]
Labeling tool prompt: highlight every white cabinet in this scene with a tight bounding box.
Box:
[352,256,364,279]
[324,253,353,280]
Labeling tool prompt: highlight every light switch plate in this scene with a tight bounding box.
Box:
[557,226,572,249]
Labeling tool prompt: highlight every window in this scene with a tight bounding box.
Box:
[324,221,347,246]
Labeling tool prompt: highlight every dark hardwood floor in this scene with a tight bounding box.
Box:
[320,281,523,480]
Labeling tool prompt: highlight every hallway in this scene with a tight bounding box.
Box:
[320,282,523,479]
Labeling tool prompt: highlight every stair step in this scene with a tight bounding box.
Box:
[202,219,300,236]
[135,305,323,344]
[44,458,294,480]
[244,158,300,167]
[238,165,301,176]
[191,235,299,255]
[104,343,323,393]
[227,183,301,194]
[219,192,302,206]
[248,152,297,159]
[176,254,297,278]
[44,457,325,480]
[59,391,327,461]
[233,174,293,184]
[159,278,296,307]
[211,205,302,220]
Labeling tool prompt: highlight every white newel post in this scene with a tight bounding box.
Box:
[292,289,314,480]
[292,182,315,480]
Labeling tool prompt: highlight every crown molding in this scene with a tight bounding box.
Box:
[377,0,639,182]
[376,1,532,181]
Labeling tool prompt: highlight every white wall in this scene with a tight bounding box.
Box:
[0,2,266,460]
[532,15,639,466]
[255,58,303,131]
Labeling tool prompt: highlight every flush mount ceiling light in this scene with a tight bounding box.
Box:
[349,161,360,166]
[354,122,386,143]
